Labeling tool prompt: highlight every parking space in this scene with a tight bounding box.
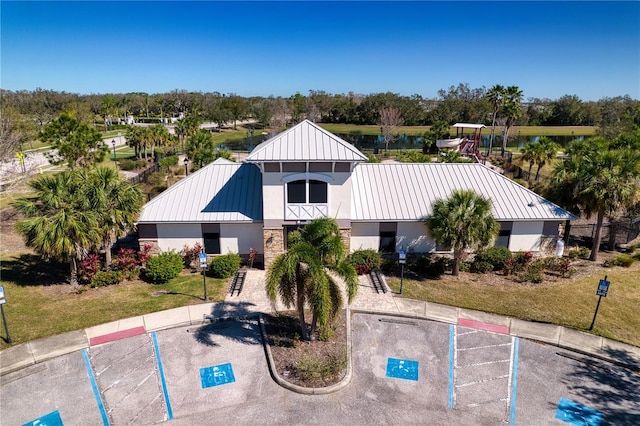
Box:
[155,319,274,420]
[1,312,638,425]
[87,333,166,424]
[1,351,105,425]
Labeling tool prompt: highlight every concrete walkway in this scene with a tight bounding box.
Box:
[1,270,639,376]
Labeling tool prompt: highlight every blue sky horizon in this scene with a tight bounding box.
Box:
[2,1,639,101]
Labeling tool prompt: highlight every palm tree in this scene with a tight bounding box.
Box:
[520,142,538,180]
[534,137,559,181]
[186,130,216,170]
[549,138,640,261]
[265,217,357,341]
[425,189,499,276]
[578,147,640,261]
[14,171,101,287]
[486,84,505,156]
[500,86,523,157]
[82,167,144,266]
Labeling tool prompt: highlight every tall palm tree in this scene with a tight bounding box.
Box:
[500,86,523,157]
[81,167,144,266]
[14,171,101,287]
[520,142,538,180]
[578,147,640,261]
[548,138,640,261]
[425,190,499,276]
[265,218,357,341]
[534,137,559,181]
[486,84,505,155]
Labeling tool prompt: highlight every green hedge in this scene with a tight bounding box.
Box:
[144,251,184,284]
[209,253,241,278]
[349,249,381,275]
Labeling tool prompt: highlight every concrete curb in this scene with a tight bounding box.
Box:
[2,300,639,377]
[257,311,353,395]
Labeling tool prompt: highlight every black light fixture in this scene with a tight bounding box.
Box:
[112,139,117,168]
[184,157,189,176]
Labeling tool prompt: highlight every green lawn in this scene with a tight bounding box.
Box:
[386,261,640,347]
[0,251,230,350]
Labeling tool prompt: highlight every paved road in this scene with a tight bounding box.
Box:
[2,312,639,425]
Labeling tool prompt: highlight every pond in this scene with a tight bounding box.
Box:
[216,132,589,153]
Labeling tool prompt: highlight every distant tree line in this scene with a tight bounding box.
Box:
[1,85,638,161]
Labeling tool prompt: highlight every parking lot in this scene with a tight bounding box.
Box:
[2,313,639,425]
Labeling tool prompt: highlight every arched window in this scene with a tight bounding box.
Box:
[287,179,327,204]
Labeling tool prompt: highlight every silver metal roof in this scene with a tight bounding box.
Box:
[138,158,262,223]
[245,120,368,163]
[351,163,576,222]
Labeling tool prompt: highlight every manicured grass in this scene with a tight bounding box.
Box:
[0,251,230,349]
[386,261,640,347]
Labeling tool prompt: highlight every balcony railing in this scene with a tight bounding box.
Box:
[285,203,328,220]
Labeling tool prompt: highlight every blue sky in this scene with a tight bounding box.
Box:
[2,1,639,101]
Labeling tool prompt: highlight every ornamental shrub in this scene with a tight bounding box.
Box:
[603,254,635,268]
[158,155,179,172]
[118,159,137,171]
[474,246,512,271]
[473,261,493,274]
[414,255,448,278]
[90,270,123,288]
[144,251,184,284]
[79,253,102,284]
[517,259,545,283]
[181,242,204,269]
[567,246,590,260]
[209,253,241,278]
[349,249,381,275]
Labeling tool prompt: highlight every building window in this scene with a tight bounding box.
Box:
[379,231,396,253]
[203,233,220,254]
[495,230,511,248]
[287,180,328,204]
[287,180,306,203]
[309,180,328,203]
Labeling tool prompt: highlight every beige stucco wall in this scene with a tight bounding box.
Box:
[397,222,436,253]
[510,221,544,251]
[154,223,262,255]
[262,171,352,224]
[350,222,380,251]
[156,224,202,252]
[220,223,264,255]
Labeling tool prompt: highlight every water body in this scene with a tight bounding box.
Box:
[218,132,588,152]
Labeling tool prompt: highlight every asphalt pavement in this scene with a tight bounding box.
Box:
[1,271,639,425]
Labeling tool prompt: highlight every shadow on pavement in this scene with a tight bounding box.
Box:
[558,346,640,424]
[192,301,262,347]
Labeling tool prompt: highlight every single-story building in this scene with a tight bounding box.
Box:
[136,120,576,267]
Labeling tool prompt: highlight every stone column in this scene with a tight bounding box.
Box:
[263,228,284,268]
[340,228,352,253]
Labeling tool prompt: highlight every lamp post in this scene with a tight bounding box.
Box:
[184,157,189,176]
[112,139,117,168]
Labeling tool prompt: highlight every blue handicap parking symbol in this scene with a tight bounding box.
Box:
[385,357,419,381]
[23,410,63,426]
[555,397,602,425]
[200,362,236,388]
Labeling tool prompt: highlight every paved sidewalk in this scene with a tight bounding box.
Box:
[1,270,639,376]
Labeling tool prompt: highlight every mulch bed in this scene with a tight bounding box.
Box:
[262,309,348,388]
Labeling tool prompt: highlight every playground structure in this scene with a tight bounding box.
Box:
[436,123,485,161]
